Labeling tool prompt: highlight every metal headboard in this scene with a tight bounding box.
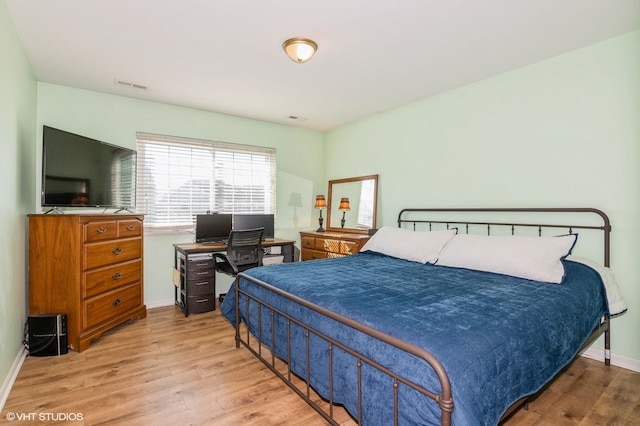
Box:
[397,208,611,267]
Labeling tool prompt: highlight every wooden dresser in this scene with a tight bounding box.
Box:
[28,214,146,352]
[299,231,370,261]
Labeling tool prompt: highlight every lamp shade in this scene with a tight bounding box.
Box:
[314,195,327,209]
[338,198,351,211]
[283,38,318,63]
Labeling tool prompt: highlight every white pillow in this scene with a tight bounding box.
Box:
[436,233,577,283]
[360,226,456,264]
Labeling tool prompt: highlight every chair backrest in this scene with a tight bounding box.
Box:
[226,227,264,271]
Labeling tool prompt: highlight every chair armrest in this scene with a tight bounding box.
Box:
[212,252,239,275]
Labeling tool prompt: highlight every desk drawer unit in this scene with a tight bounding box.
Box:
[176,253,216,316]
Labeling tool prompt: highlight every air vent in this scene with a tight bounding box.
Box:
[114,79,148,91]
[288,115,308,121]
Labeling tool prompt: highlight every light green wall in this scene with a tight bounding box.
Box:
[0,0,37,399]
[326,31,640,362]
[36,83,325,303]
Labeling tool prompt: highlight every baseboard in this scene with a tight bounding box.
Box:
[0,347,27,413]
[144,299,175,310]
[145,292,227,311]
[581,347,640,373]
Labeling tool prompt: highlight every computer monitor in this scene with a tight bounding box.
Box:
[195,214,233,243]
[233,213,275,239]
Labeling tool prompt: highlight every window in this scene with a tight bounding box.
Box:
[136,133,276,231]
[111,150,136,209]
[357,178,375,228]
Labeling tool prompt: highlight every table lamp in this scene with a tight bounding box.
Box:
[338,197,350,228]
[314,195,327,232]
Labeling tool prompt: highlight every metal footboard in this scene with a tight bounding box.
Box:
[233,274,454,426]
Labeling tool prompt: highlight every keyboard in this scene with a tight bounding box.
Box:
[200,239,228,245]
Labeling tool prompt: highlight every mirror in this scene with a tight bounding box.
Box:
[326,174,378,234]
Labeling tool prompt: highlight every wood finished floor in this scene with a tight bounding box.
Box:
[3,305,639,425]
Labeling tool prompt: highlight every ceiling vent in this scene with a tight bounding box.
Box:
[114,79,148,90]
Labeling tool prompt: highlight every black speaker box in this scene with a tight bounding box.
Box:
[28,314,68,357]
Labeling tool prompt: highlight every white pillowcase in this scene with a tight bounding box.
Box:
[436,233,577,283]
[360,226,456,264]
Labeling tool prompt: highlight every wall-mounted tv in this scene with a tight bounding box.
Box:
[41,126,136,209]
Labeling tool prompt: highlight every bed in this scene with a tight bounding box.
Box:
[220,208,626,425]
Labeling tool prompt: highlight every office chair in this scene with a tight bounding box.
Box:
[212,227,264,276]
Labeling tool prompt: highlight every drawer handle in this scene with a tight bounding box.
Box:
[127,224,136,231]
[112,248,122,255]
[196,298,209,303]
[196,271,209,276]
[112,272,123,280]
[112,298,122,306]
[196,281,208,286]
[195,262,209,267]
[97,227,107,234]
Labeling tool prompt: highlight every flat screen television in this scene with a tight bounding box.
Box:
[195,214,233,243]
[233,213,275,239]
[41,126,136,209]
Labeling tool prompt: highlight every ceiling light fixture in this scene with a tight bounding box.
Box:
[282,37,318,63]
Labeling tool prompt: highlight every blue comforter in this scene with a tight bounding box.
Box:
[221,252,608,425]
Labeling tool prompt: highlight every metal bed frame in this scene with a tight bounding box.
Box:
[232,208,612,425]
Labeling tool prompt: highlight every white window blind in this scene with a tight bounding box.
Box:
[357,178,375,228]
[136,132,276,230]
[111,151,136,209]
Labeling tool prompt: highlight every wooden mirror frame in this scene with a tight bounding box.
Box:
[326,174,378,234]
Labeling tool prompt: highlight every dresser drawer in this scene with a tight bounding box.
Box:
[301,248,328,261]
[84,283,143,329]
[301,236,316,249]
[315,237,359,255]
[84,220,118,242]
[84,259,142,298]
[84,238,142,270]
[118,220,142,238]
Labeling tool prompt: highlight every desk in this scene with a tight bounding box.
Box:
[173,238,296,316]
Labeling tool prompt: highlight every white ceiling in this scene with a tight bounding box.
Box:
[6,0,640,132]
